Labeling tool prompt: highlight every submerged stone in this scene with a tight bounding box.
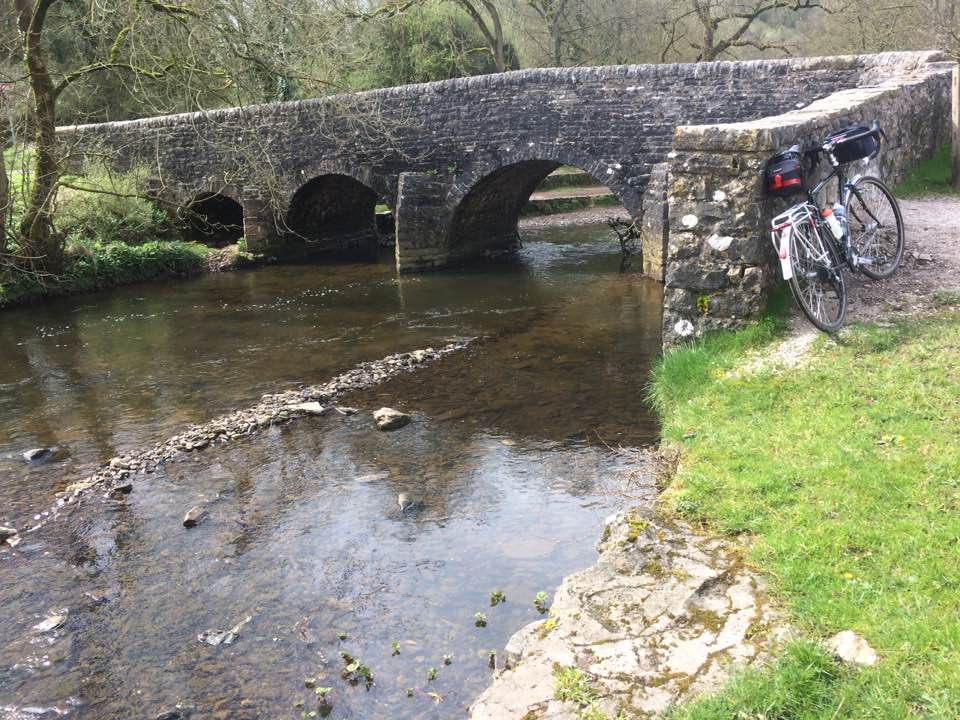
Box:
[198,616,252,646]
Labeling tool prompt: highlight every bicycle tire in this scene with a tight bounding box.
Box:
[787,216,847,332]
[844,176,905,280]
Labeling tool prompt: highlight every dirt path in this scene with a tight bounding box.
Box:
[846,195,960,322]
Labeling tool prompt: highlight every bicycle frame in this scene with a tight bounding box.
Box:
[805,160,879,271]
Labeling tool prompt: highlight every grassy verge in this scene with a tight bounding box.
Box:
[651,300,960,719]
[0,240,213,308]
[893,144,959,197]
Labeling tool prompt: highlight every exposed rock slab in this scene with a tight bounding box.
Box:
[22,447,54,463]
[182,506,208,528]
[470,512,790,719]
[373,407,411,430]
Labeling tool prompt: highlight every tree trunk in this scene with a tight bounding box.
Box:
[481,0,507,72]
[15,0,64,273]
[0,141,8,256]
[952,65,960,187]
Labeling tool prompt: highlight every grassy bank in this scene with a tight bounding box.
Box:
[650,296,960,718]
[893,144,959,197]
[0,240,213,308]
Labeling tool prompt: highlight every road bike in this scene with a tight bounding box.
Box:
[766,122,905,331]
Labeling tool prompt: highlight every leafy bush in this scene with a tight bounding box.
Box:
[56,163,176,245]
[0,240,210,307]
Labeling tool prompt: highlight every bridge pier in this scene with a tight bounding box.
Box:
[395,172,454,272]
[640,164,669,282]
[241,194,279,255]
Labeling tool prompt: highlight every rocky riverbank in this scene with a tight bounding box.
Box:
[7,342,471,543]
[470,508,791,719]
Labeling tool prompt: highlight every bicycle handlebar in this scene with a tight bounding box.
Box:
[780,122,884,164]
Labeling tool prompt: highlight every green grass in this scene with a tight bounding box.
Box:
[893,144,960,197]
[648,284,793,417]
[653,308,960,719]
[0,240,212,307]
[537,167,596,191]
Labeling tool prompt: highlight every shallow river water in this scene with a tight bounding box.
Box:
[0,224,662,719]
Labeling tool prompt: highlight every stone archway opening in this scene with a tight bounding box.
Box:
[183,193,244,247]
[284,174,385,259]
[446,160,631,265]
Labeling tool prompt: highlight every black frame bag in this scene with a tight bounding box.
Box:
[764,149,805,198]
[824,124,881,165]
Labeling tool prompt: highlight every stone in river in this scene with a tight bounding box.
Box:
[288,402,326,415]
[155,708,194,720]
[109,480,133,498]
[355,472,389,483]
[22,447,54,463]
[373,407,411,431]
[183,505,208,528]
[1,525,19,546]
[198,615,252,646]
[33,613,67,633]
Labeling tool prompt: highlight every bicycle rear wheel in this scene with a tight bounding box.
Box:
[844,176,904,280]
[788,217,847,332]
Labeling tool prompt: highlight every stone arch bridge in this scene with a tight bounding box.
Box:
[59,51,953,345]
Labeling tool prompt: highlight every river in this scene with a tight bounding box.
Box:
[0,223,662,719]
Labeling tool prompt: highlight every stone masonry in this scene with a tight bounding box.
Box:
[657,53,953,346]
[57,52,954,347]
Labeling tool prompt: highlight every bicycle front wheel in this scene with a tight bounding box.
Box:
[844,176,905,280]
[788,218,847,332]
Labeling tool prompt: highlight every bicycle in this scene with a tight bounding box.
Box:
[766,122,905,332]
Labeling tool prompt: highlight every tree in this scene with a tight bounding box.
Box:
[8,0,206,272]
[452,0,516,71]
[524,0,582,65]
[660,0,826,62]
[366,0,517,72]
[352,2,501,88]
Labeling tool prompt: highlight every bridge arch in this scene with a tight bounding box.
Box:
[444,148,641,263]
[182,192,244,247]
[283,168,389,259]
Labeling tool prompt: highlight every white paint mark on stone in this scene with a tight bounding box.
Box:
[606,168,614,174]
[708,234,733,252]
[674,319,695,337]
[667,151,678,159]
[681,214,699,228]
[614,163,622,170]
[712,190,727,202]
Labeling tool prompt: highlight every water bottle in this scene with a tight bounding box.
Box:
[821,207,843,240]
[832,203,846,233]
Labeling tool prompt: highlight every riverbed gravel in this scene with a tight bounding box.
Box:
[13,341,471,539]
